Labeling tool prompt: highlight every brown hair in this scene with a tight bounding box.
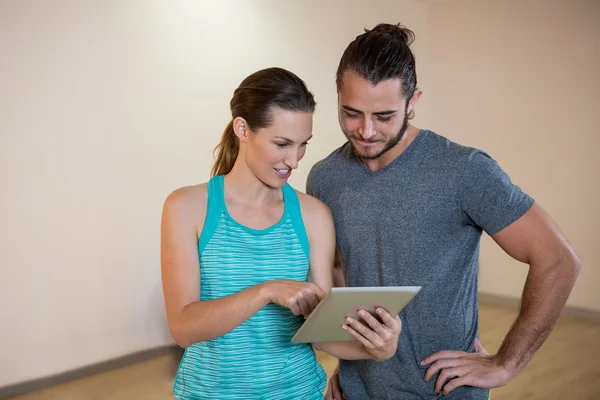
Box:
[211,67,316,177]
[336,23,418,119]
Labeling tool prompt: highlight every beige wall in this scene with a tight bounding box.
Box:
[0,0,429,387]
[0,0,596,388]
[425,0,599,310]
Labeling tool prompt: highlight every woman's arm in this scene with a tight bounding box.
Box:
[161,186,324,348]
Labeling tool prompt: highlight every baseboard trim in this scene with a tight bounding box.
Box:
[478,292,600,321]
[0,344,181,400]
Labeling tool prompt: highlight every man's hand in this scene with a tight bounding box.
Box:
[325,365,343,400]
[420,338,515,395]
[342,308,402,361]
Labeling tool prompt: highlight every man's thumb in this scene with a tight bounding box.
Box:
[474,337,488,355]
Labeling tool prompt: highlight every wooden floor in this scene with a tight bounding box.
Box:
[10,302,600,399]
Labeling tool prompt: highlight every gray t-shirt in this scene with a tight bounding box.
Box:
[306,130,534,400]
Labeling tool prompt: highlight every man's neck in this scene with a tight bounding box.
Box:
[361,125,421,172]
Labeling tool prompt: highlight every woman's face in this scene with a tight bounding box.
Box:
[244,108,313,188]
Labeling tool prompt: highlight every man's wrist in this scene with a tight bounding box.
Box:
[494,353,519,382]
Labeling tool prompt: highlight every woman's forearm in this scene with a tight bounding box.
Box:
[313,341,372,360]
[170,283,270,348]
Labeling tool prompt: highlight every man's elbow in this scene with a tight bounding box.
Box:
[554,246,582,283]
[568,252,583,278]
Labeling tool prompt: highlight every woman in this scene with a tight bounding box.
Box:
[161,67,402,399]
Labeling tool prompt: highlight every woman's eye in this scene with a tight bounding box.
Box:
[276,143,289,148]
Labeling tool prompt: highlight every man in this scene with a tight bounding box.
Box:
[306,23,581,399]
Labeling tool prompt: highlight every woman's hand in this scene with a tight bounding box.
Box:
[261,280,326,316]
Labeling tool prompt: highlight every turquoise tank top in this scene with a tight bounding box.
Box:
[173,175,326,399]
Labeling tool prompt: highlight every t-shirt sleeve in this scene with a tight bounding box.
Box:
[458,150,534,235]
[306,164,320,199]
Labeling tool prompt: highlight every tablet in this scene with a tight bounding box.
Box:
[291,286,421,343]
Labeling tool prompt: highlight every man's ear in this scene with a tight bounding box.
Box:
[407,89,423,115]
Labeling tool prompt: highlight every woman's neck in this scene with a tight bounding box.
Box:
[224,158,282,207]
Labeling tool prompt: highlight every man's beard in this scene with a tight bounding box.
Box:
[347,110,409,160]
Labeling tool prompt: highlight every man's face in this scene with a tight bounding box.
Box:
[338,70,410,160]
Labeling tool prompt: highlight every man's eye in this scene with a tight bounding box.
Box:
[377,116,392,122]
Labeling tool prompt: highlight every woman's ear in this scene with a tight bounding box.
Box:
[233,117,249,143]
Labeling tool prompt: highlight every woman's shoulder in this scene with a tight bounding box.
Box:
[295,189,336,251]
[163,183,209,222]
[295,190,333,224]
[165,183,208,204]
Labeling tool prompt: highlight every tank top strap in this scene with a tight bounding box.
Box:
[282,184,310,259]
[199,175,224,253]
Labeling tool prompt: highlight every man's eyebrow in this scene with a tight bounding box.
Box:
[342,105,362,114]
[373,110,398,116]
[342,105,398,116]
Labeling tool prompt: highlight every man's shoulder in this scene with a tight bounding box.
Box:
[306,142,354,198]
[419,130,490,167]
[308,142,353,178]
[421,130,481,158]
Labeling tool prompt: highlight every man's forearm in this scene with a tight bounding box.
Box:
[496,255,581,375]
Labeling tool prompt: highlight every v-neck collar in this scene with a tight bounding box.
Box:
[353,129,426,176]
